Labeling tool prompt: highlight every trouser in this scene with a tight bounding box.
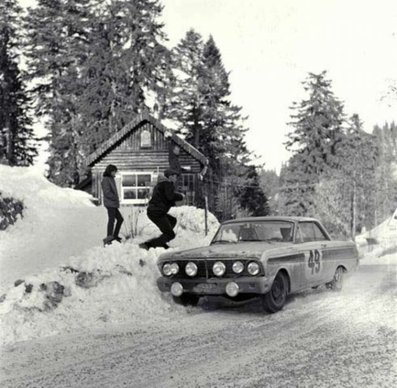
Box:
[145,210,177,248]
[106,207,124,237]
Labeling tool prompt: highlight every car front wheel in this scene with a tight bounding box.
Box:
[172,294,200,306]
[262,272,288,313]
[326,266,345,291]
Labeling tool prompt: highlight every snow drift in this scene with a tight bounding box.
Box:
[0,165,219,346]
[355,210,397,263]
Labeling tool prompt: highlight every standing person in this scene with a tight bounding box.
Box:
[139,169,184,250]
[101,164,124,245]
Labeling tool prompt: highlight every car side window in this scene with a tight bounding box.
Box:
[298,222,328,242]
[312,223,328,241]
[299,222,316,242]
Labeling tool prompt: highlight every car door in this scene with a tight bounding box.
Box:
[296,222,327,288]
[311,222,333,281]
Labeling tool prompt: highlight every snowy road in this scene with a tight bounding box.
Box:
[1,259,396,388]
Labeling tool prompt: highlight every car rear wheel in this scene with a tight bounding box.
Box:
[326,266,345,291]
[262,272,288,313]
[172,294,200,306]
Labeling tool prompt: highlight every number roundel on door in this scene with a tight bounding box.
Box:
[306,249,322,276]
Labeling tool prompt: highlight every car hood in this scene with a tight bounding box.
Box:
[158,242,292,262]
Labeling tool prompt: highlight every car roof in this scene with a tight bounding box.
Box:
[221,216,318,224]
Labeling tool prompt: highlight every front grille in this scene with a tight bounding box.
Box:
[165,258,263,279]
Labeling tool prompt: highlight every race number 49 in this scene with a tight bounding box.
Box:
[307,250,321,274]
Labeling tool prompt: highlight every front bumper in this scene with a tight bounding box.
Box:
[157,276,272,296]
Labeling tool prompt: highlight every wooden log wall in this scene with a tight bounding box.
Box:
[91,122,202,204]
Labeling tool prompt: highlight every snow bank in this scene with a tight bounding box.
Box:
[0,165,219,346]
[0,165,93,208]
[356,212,397,263]
[0,165,105,292]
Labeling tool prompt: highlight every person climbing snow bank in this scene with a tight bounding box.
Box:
[139,169,184,250]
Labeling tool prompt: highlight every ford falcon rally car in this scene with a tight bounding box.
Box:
[157,217,359,313]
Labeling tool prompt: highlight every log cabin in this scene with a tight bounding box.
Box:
[81,112,208,207]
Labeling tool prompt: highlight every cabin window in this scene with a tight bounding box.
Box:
[180,173,195,205]
[121,172,152,204]
[181,173,195,192]
[140,129,152,148]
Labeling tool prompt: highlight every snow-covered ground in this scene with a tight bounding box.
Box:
[0,165,396,387]
[0,165,219,345]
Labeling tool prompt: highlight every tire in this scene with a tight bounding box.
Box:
[262,272,288,313]
[172,294,200,306]
[326,266,345,291]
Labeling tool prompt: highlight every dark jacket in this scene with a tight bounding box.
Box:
[148,175,183,214]
[101,176,120,208]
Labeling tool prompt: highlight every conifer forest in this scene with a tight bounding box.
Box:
[1,0,396,236]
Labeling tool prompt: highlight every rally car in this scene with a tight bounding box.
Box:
[156,216,359,313]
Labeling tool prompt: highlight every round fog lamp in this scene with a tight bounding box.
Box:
[171,282,183,297]
[247,262,260,275]
[163,263,172,276]
[232,261,244,274]
[170,263,179,275]
[213,261,226,277]
[185,262,198,277]
[226,282,239,297]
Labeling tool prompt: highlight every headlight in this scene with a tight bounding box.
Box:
[163,263,179,276]
[185,262,198,277]
[247,262,260,275]
[213,261,226,276]
[232,261,244,274]
[163,263,172,276]
[170,263,179,275]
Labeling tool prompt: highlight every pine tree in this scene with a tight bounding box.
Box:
[279,154,316,216]
[23,0,171,186]
[23,0,93,185]
[314,114,378,237]
[200,36,251,168]
[0,0,37,166]
[373,121,397,223]
[165,32,266,219]
[238,165,269,216]
[259,169,280,215]
[79,0,172,150]
[165,29,205,143]
[286,71,345,174]
[342,114,378,233]
[281,71,346,216]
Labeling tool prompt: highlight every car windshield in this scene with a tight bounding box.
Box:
[211,221,294,244]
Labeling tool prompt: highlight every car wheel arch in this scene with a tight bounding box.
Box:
[275,268,291,293]
[335,264,347,273]
[326,265,346,291]
[262,269,289,313]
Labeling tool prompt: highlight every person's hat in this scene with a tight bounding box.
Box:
[164,168,180,178]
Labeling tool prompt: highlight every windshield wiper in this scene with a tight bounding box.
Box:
[212,240,237,244]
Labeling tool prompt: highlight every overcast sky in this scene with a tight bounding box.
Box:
[20,0,397,172]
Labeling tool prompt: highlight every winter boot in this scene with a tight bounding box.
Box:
[103,235,114,246]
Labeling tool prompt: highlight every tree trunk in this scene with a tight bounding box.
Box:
[351,180,356,240]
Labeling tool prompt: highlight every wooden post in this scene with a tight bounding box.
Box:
[204,195,208,236]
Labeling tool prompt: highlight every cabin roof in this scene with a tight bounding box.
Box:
[86,112,209,167]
